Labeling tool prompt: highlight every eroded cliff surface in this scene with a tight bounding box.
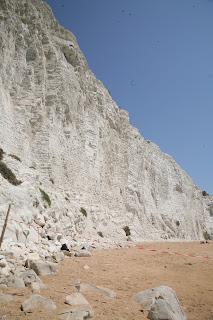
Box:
[0,0,212,254]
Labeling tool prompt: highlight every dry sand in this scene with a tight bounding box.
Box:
[0,241,213,320]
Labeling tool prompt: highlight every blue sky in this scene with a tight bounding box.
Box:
[46,0,213,194]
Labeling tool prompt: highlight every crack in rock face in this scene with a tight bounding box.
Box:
[0,0,212,256]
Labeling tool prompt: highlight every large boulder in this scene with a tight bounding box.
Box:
[133,286,187,320]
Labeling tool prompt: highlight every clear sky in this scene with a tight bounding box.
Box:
[46,0,213,194]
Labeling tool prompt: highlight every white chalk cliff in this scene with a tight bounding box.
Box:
[0,0,212,254]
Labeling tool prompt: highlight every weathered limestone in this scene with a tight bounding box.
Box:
[59,307,93,320]
[21,294,57,313]
[26,259,57,276]
[62,293,94,319]
[134,286,187,320]
[52,252,65,263]
[78,283,116,299]
[74,251,91,258]
[0,293,14,304]
[0,0,212,256]
[19,269,45,289]
[65,293,90,306]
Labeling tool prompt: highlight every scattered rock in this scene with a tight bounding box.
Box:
[0,251,14,259]
[0,266,11,276]
[20,269,45,289]
[0,255,7,267]
[52,252,65,263]
[74,251,91,258]
[31,282,42,293]
[0,255,11,276]
[78,283,116,299]
[26,259,57,276]
[59,306,93,320]
[0,293,14,304]
[148,297,183,320]
[26,252,40,261]
[21,294,57,313]
[61,292,94,319]
[134,286,187,320]
[83,265,90,270]
[7,276,25,288]
[65,293,90,306]
[34,216,46,228]
[62,250,74,257]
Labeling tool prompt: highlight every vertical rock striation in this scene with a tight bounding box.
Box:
[0,0,212,253]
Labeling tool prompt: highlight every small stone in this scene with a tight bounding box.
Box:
[65,293,90,306]
[0,256,7,268]
[62,250,74,257]
[31,282,41,293]
[83,265,90,270]
[52,252,65,263]
[74,251,91,258]
[26,252,40,261]
[0,266,11,276]
[34,216,45,227]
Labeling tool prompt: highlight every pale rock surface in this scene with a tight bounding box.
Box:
[21,294,57,313]
[134,286,187,320]
[18,268,45,289]
[30,281,41,293]
[75,250,91,258]
[78,283,117,299]
[65,293,90,306]
[59,307,93,320]
[0,293,14,304]
[0,0,212,257]
[26,259,57,276]
[62,250,74,257]
[62,293,94,319]
[7,275,25,288]
[51,251,65,263]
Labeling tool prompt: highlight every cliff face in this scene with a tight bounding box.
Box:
[0,0,212,253]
